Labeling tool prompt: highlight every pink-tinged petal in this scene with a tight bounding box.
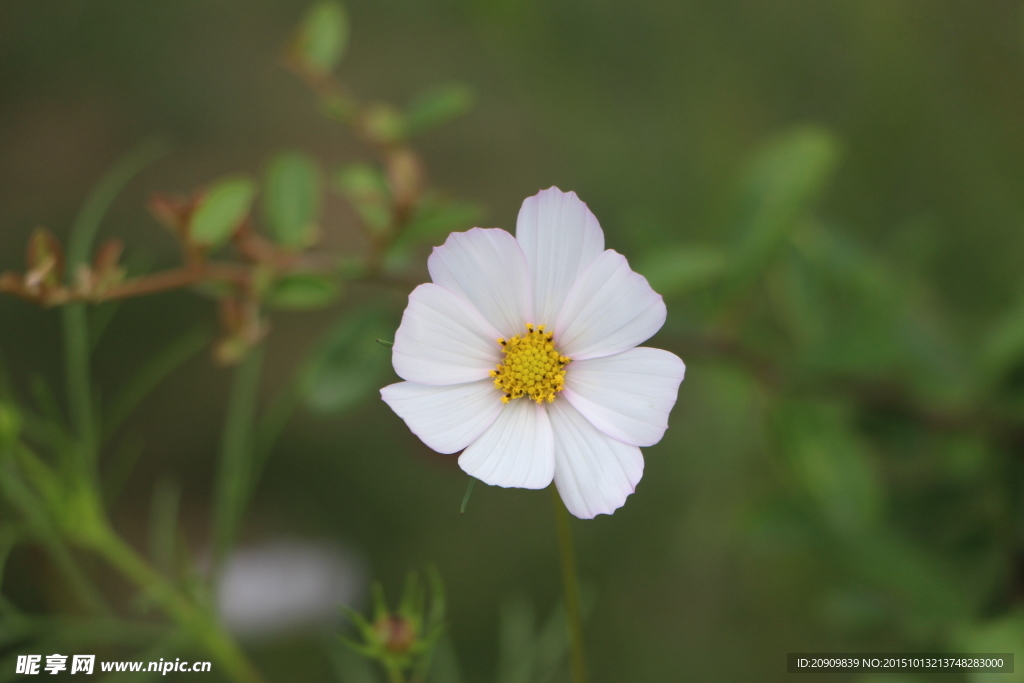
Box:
[428,228,531,339]
[381,380,503,455]
[459,399,554,489]
[515,187,604,327]
[548,399,643,519]
[564,347,685,447]
[393,283,502,385]
[554,250,666,361]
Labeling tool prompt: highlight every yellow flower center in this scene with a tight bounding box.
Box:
[490,324,571,404]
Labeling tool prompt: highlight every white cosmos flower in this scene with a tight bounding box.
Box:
[381,187,685,519]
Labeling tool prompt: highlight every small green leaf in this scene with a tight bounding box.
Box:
[190,175,257,249]
[980,294,1024,389]
[266,273,340,310]
[405,83,475,136]
[264,152,321,249]
[384,196,482,272]
[292,1,349,75]
[954,613,1024,682]
[334,164,391,234]
[636,245,728,299]
[772,399,882,534]
[730,127,840,286]
[840,531,971,625]
[395,197,481,248]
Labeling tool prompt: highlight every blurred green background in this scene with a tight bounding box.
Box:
[3,1,1024,681]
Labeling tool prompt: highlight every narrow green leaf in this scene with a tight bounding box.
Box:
[264,152,321,249]
[426,634,463,683]
[304,306,395,414]
[399,572,423,620]
[425,566,446,629]
[343,605,378,642]
[211,345,264,573]
[495,597,538,683]
[0,402,21,449]
[459,479,475,515]
[102,326,211,443]
[66,139,169,275]
[101,432,146,507]
[0,525,17,592]
[28,376,68,451]
[64,140,167,475]
[266,273,340,310]
[371,581,389,622]
[249,375,304,502]
[327,637,379,683]
[189,175,257,249]
[292,1,349,75]
[147,478,181,577]
[405,83,475,136]
[533,604,570,682]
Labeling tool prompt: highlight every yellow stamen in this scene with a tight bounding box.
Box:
[489,324,570,404]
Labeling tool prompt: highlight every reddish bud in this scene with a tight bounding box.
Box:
[386,149,423,214]
[373,615,417,654]
[93,238,124,275]
[148,193,199,237]
[25,228,64,293]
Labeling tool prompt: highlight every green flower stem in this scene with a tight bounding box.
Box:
[63,303,96,474]
[92,527,266,683]
[552,488,588,683]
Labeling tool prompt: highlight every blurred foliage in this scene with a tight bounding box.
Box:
[1,0,1024,682]
[340,570,446,682]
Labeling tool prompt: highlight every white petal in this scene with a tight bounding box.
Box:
[381,380,503,454]
[393,283,502,385]
[564,347,685,447]
[428,228,531,339]
[554,250,666,361]
[459,399,554,489]
[515,187,604,327]
[548,399,643,519]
